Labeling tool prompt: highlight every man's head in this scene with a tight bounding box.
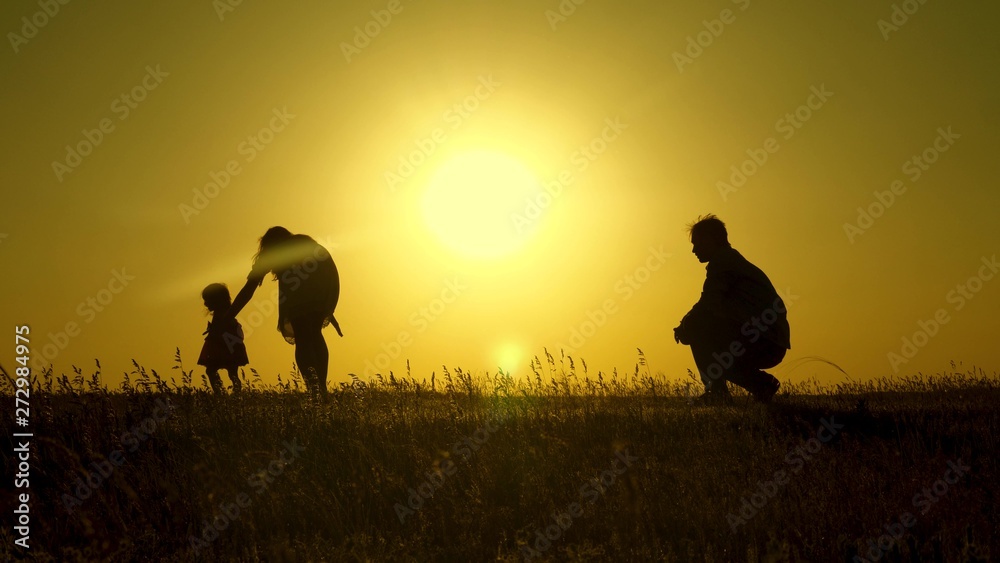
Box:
[687,214,730,263]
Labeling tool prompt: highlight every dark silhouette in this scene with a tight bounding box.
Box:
[223,227,342,395]
[674,215,790,403]
[198,283,247,394]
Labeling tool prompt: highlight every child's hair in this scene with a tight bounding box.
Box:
[201,283,232,313]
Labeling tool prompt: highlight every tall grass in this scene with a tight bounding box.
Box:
[1,353,997,562]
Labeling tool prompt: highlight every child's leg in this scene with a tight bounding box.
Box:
[226,366,242,393]
[206,368,223,394]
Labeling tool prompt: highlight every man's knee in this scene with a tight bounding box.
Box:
[743,340,786,370]
[688,324,744,362]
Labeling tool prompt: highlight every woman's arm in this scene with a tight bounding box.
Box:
[226,277,259,320]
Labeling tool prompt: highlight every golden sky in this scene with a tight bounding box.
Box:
[2,0,997,387]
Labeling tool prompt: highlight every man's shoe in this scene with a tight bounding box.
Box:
[753,373,780,403]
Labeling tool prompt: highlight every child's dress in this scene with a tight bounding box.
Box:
[197,317,250,368]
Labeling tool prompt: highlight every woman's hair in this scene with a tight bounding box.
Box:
[202,283,232,313]
[255,226,293,262]
[254,226,295,280]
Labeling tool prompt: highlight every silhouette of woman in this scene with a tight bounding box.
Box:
[223,227,342,395]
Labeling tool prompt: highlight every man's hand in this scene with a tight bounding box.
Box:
[674,324,689,345]
[675,310,698,345]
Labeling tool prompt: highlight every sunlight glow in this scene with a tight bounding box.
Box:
[421,150,540,259]
[494,341,523,375]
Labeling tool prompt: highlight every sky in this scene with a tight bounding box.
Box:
[1,0,998,389]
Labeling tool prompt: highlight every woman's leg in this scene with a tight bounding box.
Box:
[315,329,329,391]
[291,339,316,392]
[290,314,328,395]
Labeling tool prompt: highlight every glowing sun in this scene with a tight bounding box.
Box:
[422,150,540,258]
[494,341,524,375]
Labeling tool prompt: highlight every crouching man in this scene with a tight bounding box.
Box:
[674,215,790,403]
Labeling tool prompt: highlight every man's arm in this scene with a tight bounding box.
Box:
[688,266,733,320]
[675,264,735,343]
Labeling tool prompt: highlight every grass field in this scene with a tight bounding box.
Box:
[2,353,997,562]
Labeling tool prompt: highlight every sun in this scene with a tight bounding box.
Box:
[421,150,540,259]
[494,341,523,375]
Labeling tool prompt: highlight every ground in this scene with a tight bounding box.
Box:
[1,360,996,562]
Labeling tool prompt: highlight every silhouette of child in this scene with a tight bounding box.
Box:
[198,283,247,394]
